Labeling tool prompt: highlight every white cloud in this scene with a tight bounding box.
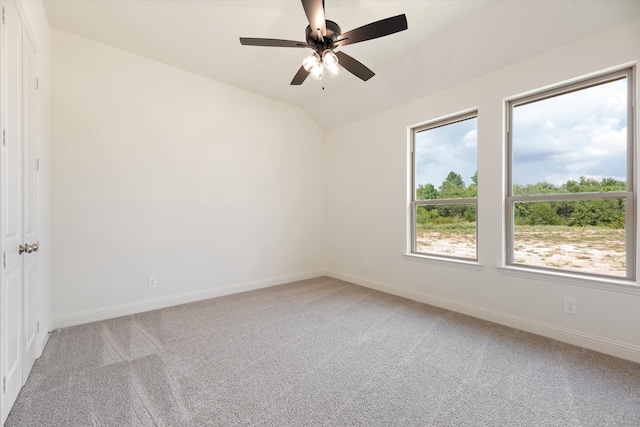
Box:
[415,118,477,187]
[512,77,627,186]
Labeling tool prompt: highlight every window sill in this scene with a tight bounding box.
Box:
[497,265,640,294]
[403,253,483,271]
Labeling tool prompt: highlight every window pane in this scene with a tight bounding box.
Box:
[415,117,477,200]
[513,199,626,276]
[512,78,627,196]
[415,204,476,258]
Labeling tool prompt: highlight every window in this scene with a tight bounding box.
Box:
[507,68,635,279]
[411,111,478,260]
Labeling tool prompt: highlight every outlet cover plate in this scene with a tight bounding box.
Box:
[148,275,158,289]
[563,297,577,315]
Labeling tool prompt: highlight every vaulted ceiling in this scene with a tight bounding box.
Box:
[43,1,640,131]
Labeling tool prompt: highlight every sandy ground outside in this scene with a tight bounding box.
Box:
[416,226,626,277]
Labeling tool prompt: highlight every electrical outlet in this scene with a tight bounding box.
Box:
[289,257,295,268]
[364,260,371,271]
[563,297,577,315]
[148,275,158,289]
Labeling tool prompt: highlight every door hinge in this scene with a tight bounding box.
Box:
[36,321,40,334]
[2,6,6,25]
[36,158,40,171]
[2,128,6,146]
[3,252,6,269]
[2,376,5,393]
[35,77,39,90]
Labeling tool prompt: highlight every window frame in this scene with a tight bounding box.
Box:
[410,110,479,261]
[505,67,636,280]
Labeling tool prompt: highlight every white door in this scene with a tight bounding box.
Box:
[1,0,25,415]
[1,0,38,421]
[21,22,38,382]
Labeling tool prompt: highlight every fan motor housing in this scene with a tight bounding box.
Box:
[305,20,341,51]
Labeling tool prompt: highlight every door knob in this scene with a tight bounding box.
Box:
[18,243,37,255]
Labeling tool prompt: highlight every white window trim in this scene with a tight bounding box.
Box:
[403,253,483,271]
[409,110,479,261]
[497,265,640,295]
[505,67,636,281]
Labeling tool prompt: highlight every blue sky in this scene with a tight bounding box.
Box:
[414,77,627,191]
[414,117,477,189]
[512,77,627,187]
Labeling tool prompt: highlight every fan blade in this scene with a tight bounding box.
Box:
[335,51,375,81]
[240,38,308,48]
[301,0,326,39]
[290,66,310,85]
[333,14,407,47]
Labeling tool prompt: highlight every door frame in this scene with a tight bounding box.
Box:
[0,0,42,423]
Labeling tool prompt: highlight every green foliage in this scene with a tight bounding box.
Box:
[463,207,476,222]
[416,204,476,226]
[417,170,479,200]
[465,183,477,199]
[568,199,625,228]
[513,181,561,196]
[600,177,627,191]
[418,172,626,229]
[416,183,437,200]
[416,206,431,224]
[562,176,626,193]
[415,171,478,225]
[439,171,466,199]
[514,176,625,196]
[444,171,465,187]
[416,221,476,235]
[524,202,564,226]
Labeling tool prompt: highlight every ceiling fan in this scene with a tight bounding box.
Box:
[239,0,408,85]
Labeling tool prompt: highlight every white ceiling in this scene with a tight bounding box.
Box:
[42,0,640,131]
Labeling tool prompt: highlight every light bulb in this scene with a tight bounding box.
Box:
[302,52,321,72]
[310,62,324,80]
[322,50,341,77]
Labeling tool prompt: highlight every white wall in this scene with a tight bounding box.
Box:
[325,18,640,362]
[17,0,51,353]
[49,12,640,362]
[51,29,325,326]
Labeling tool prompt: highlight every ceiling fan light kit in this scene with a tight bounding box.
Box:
[322,50,341,77]
[302,50,340,81]
[302,52,323,80]
[239,0,408,86]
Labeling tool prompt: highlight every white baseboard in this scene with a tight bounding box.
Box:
[52,270,325,329]
[327,270,640,364]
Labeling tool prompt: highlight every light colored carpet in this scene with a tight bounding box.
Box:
[6,276,640,426]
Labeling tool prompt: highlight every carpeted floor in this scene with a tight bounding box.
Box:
[6,276,640,426]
